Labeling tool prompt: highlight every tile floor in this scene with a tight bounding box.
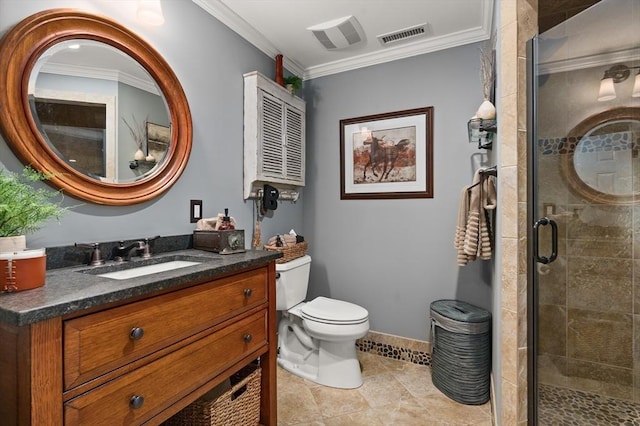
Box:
[277,351,492,425]
[538,384,640,425]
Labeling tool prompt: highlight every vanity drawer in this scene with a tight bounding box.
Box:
[63,268,267,389]
[64,310,267,425]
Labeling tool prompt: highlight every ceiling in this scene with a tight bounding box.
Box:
[537,0,640,74]
[192,0,494,80]
[37,40,159,95]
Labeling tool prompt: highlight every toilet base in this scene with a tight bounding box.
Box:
[316,340,363,388]
[278,316,364,389]
[278,342,363,389]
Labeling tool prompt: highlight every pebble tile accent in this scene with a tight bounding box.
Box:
[539,384,640,425]
[356,331,432,366]
[538,132,636,156]
[538,137,579,155]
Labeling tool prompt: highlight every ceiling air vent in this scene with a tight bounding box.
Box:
[307,15,365,50]
[377,23,430,46]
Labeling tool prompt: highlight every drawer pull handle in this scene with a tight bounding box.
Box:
[129,395,145,409]
[243,333,253,343]
[243,288,253,298]
[129,327,144,341]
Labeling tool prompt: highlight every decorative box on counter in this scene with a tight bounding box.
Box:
[0,248,46,292]
[193,229,246,254]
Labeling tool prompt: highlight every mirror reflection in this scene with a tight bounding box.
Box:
[573,119,640,196]
[28,39,170,183]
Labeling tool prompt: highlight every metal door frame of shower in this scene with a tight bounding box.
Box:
[526,35,539,426]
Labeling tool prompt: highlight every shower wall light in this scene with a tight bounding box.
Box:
[598,64,640,101]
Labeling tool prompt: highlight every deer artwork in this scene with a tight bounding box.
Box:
[362,135,411,182]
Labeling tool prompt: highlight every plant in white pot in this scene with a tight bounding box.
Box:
[0,166,66,292]
[284,75,302,96]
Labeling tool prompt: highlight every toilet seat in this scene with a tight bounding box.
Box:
[299,296,368,325]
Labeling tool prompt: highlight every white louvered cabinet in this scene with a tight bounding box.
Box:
[244,71,305,199]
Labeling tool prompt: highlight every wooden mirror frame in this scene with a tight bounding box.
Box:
[561,107,640,205]
[0,9,192,205]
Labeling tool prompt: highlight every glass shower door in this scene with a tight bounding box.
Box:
[529,0,640,423]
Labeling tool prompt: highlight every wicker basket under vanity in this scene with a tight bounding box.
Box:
[164,364,261,425]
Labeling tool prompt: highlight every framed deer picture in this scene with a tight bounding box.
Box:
[340,107,434,200]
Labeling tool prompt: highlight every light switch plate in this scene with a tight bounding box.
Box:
[190,200,202,223]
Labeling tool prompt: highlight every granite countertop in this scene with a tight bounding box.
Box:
[0,249,281,327]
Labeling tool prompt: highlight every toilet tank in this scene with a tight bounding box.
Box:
[275,255,311,310]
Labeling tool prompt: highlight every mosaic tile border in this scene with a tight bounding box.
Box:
[538,384,640,425]
[356,330,432,366]
[538,132,636,156]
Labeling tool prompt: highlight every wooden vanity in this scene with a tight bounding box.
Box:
[0,251,279,425]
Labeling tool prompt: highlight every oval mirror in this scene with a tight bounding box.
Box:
[561,107,640,204]
[0,9,192,205]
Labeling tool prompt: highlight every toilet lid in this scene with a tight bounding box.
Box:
[300,297,369,324]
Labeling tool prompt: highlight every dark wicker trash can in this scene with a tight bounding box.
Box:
[430,299,491,405]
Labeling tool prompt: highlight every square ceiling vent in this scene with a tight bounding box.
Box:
[307,15,365,50]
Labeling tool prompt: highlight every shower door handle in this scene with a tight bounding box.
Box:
[533,217,557,264]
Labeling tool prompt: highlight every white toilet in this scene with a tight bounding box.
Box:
[276,255,369,389]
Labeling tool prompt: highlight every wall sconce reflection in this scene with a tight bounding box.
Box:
[137,0,165,26]
[598,64,640,101]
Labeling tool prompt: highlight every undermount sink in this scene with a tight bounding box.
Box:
[96,260,201,280]
[79,254,210,280]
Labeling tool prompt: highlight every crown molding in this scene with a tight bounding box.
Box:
[40,62,160,95]
[304,26,490,80]
[193,0,494,80]
[538,48,640,75]
[192,0,306,77]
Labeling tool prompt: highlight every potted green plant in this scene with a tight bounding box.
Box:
[0,166,66,292]
[0,166,66,246]
[284,75,302,96]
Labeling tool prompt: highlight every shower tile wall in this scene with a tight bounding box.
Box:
[536,139,638,402]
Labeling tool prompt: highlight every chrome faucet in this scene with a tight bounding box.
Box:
[112,240,146,261]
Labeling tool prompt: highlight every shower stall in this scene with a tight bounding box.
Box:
[528,0,640,423]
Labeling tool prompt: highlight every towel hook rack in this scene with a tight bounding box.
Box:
[480,166,497,177]
[467,166,498,192]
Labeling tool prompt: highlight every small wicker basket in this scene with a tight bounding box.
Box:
[263,241,308,263]
[164,365,261,426]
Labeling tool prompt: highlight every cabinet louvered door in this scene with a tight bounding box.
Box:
[258,90,304,183]
[259,91,284,178]
[284,105,304,182]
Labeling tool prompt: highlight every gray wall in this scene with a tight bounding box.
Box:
[1,0,495,343]
[303,44,495,341]
[118,83,169,181]
[0,0,303,249]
